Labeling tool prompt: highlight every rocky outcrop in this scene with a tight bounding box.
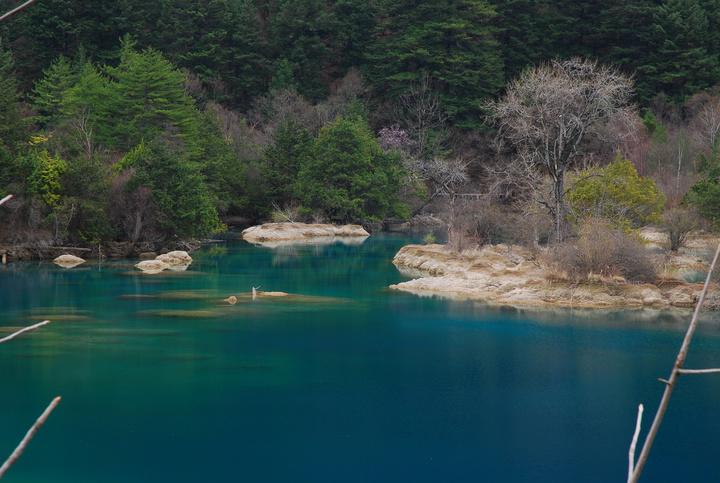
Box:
[390,244,716,309]
[53,254,86,268]
[242,222,370,244]
[134,260,171,273]
[135,250,193,273]
[157,250,193,265]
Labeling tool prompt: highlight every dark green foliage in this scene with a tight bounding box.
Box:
[261,119,314,208]
[297,116,408,222]
[332,0,380,71]
[62,155,113,243]
[366,0,504,128]
[493,0,551,80]
[637,0,720,104]
[598,0,656,69]
[685,156,720,227]
[265,0,335,102]
[29,55,79,124]
[0,39,28,168]
[192,106,248,215]
[119,138,220,238]
[228,0,269,108]
[99,37,197,149]
[155,0,266,107]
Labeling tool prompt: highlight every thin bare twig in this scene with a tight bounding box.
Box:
[0,320,50,344]
[628,404,644,482]
[676,368,720,375]
[0,0,36,22]
[0,195,12,206]
[628,241,720,482]
[0,397,61,479]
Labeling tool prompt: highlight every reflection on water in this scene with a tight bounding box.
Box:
[1,232,719,483]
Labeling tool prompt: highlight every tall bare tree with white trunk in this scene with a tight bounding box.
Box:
[487,58,634,242]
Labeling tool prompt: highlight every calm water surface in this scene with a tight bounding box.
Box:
[1,232,720,482]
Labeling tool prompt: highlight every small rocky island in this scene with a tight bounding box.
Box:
[390,239,718,309]
[242,222,369,245]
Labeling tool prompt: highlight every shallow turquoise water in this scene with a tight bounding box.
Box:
[1,232,720,482]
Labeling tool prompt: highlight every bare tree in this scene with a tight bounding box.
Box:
[688,92,720,153]
[408,156,470,216]
[486,58,634,242]
[67,107,95,162]
[394,72,449,161]
[662,205,700,252]
[316,68,369,126]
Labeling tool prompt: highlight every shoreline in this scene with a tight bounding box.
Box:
[0,238,202,262]
[389,243,719,310]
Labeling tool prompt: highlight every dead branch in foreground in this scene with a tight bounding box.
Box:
[0,0,35,22]
[0,320,50,344]
[0,317,60,479]
[0,397,61,480]
[628,241,720,482]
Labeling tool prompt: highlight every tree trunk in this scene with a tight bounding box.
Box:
[132,210,142,243]
[553,171,565,243]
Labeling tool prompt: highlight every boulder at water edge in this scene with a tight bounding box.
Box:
[156,250,193,265]
[54,254,86,268]
[135,259,171,274]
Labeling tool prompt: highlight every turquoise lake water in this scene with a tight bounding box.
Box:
[1,231,720,482]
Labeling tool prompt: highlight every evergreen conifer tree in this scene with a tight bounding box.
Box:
[366,0,504,128]
[100,36,197,148]
[298,116,407,222]
[0,39,28,179]
[638,0,720,104]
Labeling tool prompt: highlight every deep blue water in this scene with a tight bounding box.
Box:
[1,232,720,482]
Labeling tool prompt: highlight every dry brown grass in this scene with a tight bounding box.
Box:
[546,218,657,283]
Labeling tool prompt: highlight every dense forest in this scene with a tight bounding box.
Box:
[2,0,720,257]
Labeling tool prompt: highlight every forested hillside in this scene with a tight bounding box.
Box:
[2,0,720,254]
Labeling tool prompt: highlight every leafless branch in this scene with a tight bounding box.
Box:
[628,404,644,482]
[0,195,12,206]
[486,58,634,242]
[0,397,61,479]
[628,241,720,482]
[0,320,50,344]
[394,72,449,160]
[676,368,720,375]
[0,0,36,22]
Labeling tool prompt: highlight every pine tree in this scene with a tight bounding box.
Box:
[0,39,28,180]
[265,0,335,102]
[229,0,269,109]
[261,119,314,208]
[493,0,551,80]
[597,0,655,71]
[99,36,197,149]
[155,0,250,105]
[366,0,504,128]
[193,106,248,215]
[637,0,720,104]
[298,116,408,222]
[30,55,79,124]
[120,138,220,238]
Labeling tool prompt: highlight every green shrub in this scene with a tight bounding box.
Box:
[567,152,666,230]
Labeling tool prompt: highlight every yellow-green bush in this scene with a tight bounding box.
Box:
[567,152,666,231]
